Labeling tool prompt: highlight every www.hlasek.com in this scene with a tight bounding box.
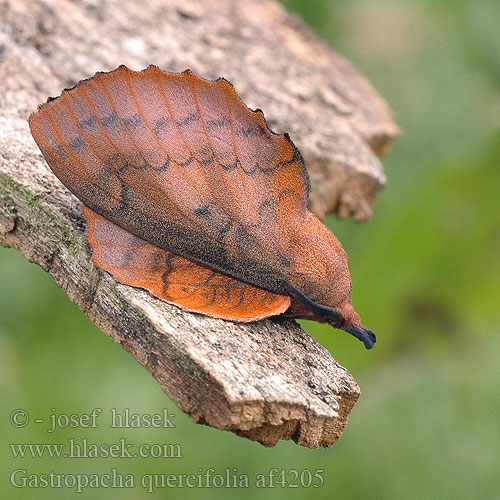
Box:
[10,468,325,492]
[10,438,182,459]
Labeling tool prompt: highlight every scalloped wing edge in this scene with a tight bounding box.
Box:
[29,64,310,205]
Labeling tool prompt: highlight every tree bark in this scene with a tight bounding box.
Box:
[0,0,398,448]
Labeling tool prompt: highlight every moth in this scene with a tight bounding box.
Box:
[29,65,376,349]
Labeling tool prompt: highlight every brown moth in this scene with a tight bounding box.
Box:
[29,65,376,349]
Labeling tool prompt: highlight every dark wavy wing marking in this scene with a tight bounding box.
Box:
[83,206,290,321]
[29,65,310,295]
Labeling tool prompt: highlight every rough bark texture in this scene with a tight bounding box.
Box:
[0,0,399,448]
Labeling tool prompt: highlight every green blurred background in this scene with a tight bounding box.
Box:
[1,0,499,498]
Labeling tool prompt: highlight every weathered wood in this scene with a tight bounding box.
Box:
[0,141,360,448]
[0,0,398,447]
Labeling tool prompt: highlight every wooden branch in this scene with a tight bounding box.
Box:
[0,0,399,448]
[0,143,360,448]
